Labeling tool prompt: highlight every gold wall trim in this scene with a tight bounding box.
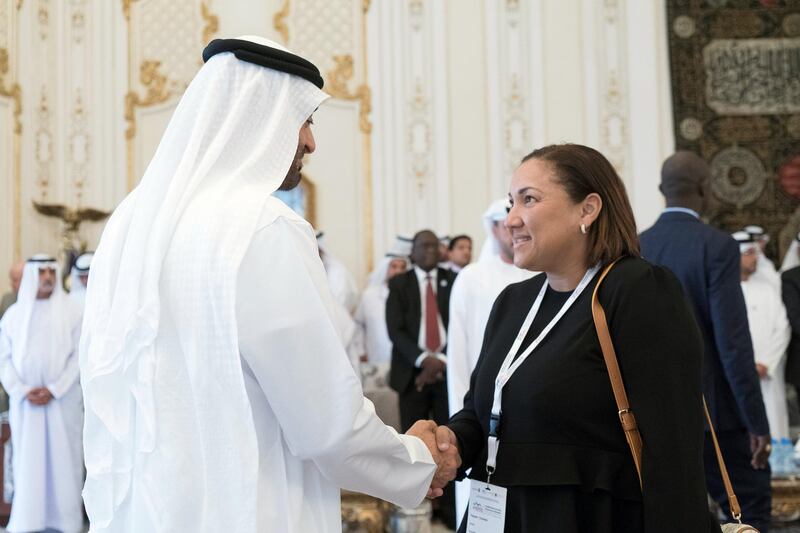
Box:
[273,0,290,44]
[0,49,22,134]
[124,1,217,190]
[122,0,139,21]
[124,60,170,190]
[200,1,218,45]
[0,47,22,260]
[326,55,372,135]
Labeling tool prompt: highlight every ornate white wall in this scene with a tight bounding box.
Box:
[0,0,675,292]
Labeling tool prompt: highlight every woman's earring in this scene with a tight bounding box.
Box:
[580,223,587,234]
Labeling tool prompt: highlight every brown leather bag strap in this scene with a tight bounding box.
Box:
[703,397,742,521]
[591,259,742,523]
[590,260,643,487]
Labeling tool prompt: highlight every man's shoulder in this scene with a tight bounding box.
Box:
[247,197,320,265]
[388,270,415,291]
[783,265,800,283]
[438,266,457,283]
[642,216,733,252]
[255,196,310,230]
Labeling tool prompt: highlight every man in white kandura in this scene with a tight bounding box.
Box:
[735,231,791,439]
[0,255,84,533]
[353,237,411,428]
[317,231,360,314]
[744,225,780,293]
[69,251,93,309]
[445,198,535,525]
[80,36,457,533]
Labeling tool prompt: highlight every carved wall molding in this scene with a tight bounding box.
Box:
[34,88,52,200]
[124,0,219,189]
[68,89,89,205]
[597,0,630,177]
[0,40,22,260]
[485,0,539,197]
[200,1,217,46]
[326,54,372,134]
[0,47,21,133]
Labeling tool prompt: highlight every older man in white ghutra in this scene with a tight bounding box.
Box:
[0,254,84,533]
[80,36,457,533]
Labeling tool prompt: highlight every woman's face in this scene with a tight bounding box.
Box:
[506,158,587,272]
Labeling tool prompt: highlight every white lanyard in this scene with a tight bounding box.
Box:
[485,264,601,482]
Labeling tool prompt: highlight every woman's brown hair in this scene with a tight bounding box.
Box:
[521,144,640,266]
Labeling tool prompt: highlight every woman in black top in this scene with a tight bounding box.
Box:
[440,144,720,532]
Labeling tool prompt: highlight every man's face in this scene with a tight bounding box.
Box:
[491,221,514,262]
[449,239,472,268]
[278,117,317,191]
[740,248,758,278]
[438,242,449,262]
[37,267,56,299]
[412,231,440,272]
[386,258,408,281]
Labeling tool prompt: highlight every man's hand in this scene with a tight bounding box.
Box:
[415,356,446,391]
[406,420,461,498]
[431,425,460,492]
[26,387,53,406]
[756,363,768,379]
[750,433,771,469]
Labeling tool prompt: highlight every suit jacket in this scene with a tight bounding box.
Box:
[782,266,800,386]
[640,211,769,435]
[386,268,456,393]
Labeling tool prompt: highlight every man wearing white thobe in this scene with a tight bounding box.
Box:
[353,243,410,429]
[735,231,791,439]
[318,232,360,314]
[0,255,84,533]
[744,225,781,294]
[80,36,455,533]
[69,252,93,309]
[446,199,535,526]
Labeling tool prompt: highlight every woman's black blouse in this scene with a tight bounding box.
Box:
[448,257,720,532]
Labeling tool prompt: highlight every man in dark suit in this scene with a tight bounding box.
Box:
[782,236,800,396]
[640,151,772,531]
[387,229,456,526]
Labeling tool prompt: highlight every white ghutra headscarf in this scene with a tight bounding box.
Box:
[80,36,327,530]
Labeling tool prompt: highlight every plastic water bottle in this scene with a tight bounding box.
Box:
[781,438,796,475]
[770,438,783,475]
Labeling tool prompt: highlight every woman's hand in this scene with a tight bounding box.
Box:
[406,420,462,498]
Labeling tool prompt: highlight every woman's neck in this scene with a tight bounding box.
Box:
[546,260,591,292]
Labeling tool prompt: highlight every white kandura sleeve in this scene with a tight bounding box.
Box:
[47,310,82,399]
[446,271,471,416]
[236,216,436,508]
[0,312,33,398]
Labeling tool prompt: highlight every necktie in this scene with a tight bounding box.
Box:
[425,275,441,351]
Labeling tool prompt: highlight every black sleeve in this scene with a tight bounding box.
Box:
[385,277,424,367]
[601,260,719,532]
[782,271,800,338]
[448,286,510,479]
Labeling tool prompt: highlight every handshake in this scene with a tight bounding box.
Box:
[406,420,461,498]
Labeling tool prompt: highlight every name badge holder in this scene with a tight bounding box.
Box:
[484,264,601,483]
